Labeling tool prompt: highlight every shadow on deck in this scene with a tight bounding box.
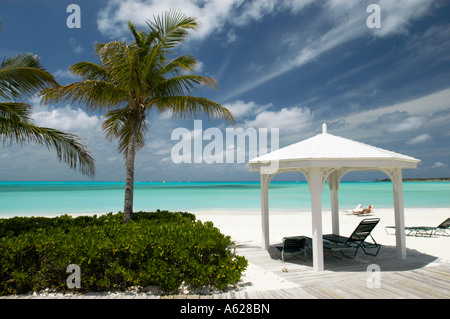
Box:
[264,242,439,272]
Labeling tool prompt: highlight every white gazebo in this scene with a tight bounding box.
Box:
[247,124,420,271]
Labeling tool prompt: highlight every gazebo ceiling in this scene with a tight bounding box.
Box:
[248,124,420,171]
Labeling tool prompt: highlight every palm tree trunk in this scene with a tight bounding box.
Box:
[123,117,140,223]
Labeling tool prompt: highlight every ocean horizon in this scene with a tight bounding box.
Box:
[0,180,449,217]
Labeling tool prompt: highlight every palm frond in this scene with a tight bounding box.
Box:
[0,53,58,100]
[154,96,235,124]
[70,61,109,81]
[97,40,145,97]
[97,41,129,67]
[94,42,106,55]
[128,22,145,47]
[159,54,199,76]
[102,107,130,142]
[0,54,94,178]
[0,107,95,177]
[148,8,198,49]
[0,102,33,124]
[155,74,218,98]
[102,108,147,155]
[41,80,129,111]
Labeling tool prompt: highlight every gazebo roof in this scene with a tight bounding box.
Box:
[248,124,420,171]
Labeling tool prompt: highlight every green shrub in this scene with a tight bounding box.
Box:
[0,210,196,238]
[0,211,247,295]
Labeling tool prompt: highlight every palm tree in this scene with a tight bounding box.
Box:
[0,53,95,177]
[42,10,235,222]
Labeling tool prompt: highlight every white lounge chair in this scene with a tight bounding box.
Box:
[343,204,363,215]
[385,217,450,237]
[354,205,375,216]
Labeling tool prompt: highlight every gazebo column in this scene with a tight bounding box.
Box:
[308,168,325,271]
[328,171,340,235]
[392,168,407,260]
[260,173,271,250]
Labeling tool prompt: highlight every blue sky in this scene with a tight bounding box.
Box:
[1,0,450,181]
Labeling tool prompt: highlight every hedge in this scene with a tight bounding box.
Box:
[0,211,248,295]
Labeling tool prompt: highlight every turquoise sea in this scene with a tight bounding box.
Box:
[0,181,449,217]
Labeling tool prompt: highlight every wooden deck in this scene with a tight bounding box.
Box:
[161,242,449,299]
[228,243,450,299]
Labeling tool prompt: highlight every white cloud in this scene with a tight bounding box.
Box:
[245,106,313,133]
[283,0,316,13]
[407,134,431,145]
[96,1,434,101]
[158,110,174,120]
[325,0,434,38]
[332,87,450,134]
[226,29,237,43]
[69,38,84,54]
[377,112,425,133]
[224,5,363,100]
[96,0,317,41]
[230,0,276,25]
[431,162,447,169]
[373,0,434,37]
[147,139,172,155]
[53,68,81,81]
[222,100,271,118]
[193,60,204,73]
[97,0,237,40]
[32,104,100,132]
[148,139,167,150]
[224,0,434,99]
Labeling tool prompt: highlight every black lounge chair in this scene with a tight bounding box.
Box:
[385,217,450,237]
[323,218,381,258]
[276,236,307,262]
[304,237,356,259]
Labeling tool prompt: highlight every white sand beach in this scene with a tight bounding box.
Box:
[194,207,450,292]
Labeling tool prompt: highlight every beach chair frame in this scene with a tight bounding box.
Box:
[276,236,307,262]
[323,218,381,257]
[304,237,356,259]
[434,217,450,236]
[385,217,450,237]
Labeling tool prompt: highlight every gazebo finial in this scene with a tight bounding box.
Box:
[322,123,327,134]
